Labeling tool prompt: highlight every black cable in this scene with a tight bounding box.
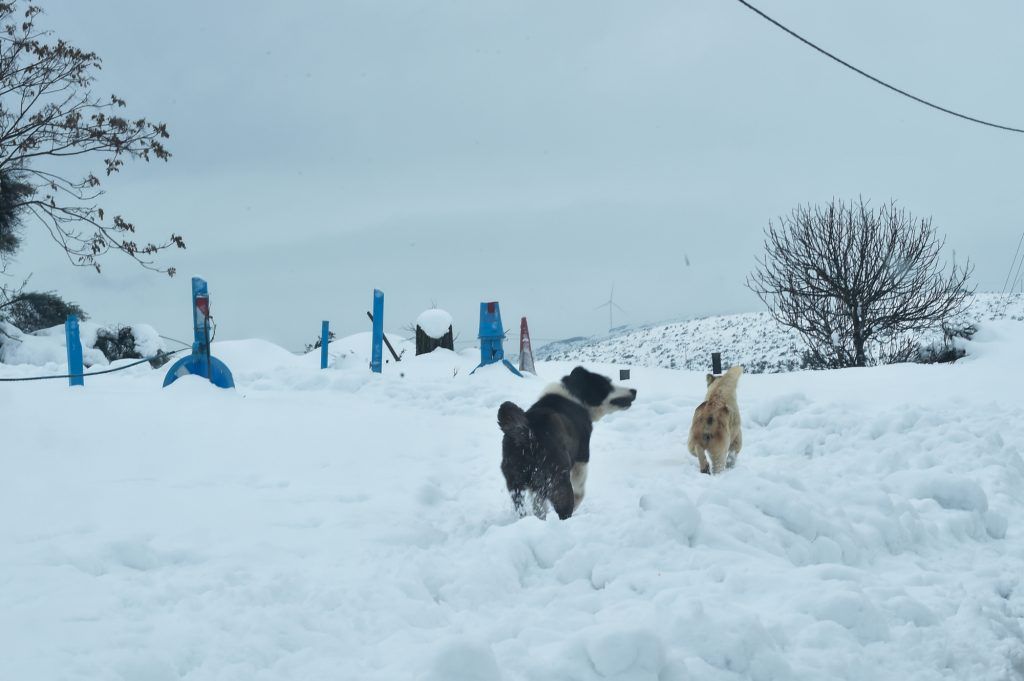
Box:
[1000,232,1024,294]
[159,334,193,349]
[0,348,186,382]
[734,0,1024,134]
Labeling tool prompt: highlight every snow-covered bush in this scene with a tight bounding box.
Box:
[93,325,143,362]
[2,291,86,333]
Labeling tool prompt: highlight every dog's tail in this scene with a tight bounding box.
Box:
[497,401,532,443]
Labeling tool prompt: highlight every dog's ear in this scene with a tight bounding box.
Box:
[706,373,716,386]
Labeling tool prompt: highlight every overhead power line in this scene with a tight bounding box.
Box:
[1001,232,1024,294]
[734,0,1024,134]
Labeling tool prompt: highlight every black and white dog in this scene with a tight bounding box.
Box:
[497,366,637,519]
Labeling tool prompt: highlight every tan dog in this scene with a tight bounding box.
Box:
[687,366,743,475]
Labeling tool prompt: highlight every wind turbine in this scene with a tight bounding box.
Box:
[594,284,626,333]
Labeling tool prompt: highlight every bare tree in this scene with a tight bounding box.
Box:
[747,198,973,368]
[0,2,183,277]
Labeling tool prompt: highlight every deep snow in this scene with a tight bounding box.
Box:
[2,318,1024,680]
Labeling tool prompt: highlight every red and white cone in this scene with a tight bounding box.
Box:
[519,317,536,375]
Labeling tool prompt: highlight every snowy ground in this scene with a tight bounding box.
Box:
[2,322,1024,680]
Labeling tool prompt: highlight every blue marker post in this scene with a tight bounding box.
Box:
[370,289,384,373]
[320,320,330,369]
[471,301,522,377]
[163,276,235,389]
[65,315,84,387]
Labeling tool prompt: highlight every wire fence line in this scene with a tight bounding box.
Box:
[0,349,186,383]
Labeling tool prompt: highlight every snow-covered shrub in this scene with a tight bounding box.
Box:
[93,325,143,362]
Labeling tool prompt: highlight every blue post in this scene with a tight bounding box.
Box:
[471,301,522,376]
[370,289,384,373]
[320,320,330,369]
[163,276,235,389]
[65,315,84,387]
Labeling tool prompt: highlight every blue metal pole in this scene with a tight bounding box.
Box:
[65,315,84,387]
[190,277,208,351]
[370,289,384,373]
[320,320,330,369]
[162,276,235,389]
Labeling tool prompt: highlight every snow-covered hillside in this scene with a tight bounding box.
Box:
[540,293,1024,373]
[3,318,1024,680]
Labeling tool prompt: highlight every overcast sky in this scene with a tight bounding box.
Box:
[14,0,1024,351]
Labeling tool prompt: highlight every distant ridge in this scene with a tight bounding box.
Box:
[538,293,1024,373]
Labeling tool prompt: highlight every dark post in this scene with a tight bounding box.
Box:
[711,352,722,375]
[619,369,630,381]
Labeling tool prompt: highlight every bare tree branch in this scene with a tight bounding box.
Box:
[747,197,974,368]
[0,1,182,278]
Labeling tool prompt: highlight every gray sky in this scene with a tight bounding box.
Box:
[15,0,1024,351]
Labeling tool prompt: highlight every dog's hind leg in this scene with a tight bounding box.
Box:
[726,430,742,469]
[549,478,575,520]
[709,445,729,475]
[570,462,588,511]
[699,451,712,474]
[509,487,528,516]
[531,492,548,519]
[688,440,710,474]
[691,444,711,474]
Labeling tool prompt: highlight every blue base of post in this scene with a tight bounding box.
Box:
[471,358,523,377]
[162,276,235,389]
[162,354,235,389]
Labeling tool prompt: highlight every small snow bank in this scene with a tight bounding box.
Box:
[320,330,414,371]
[213,338,304,371]
[0,321,71,366]
[0,320,167,367]
[416,308,453,339]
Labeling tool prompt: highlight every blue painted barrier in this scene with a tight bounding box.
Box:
[65,315,84,387]
[471,301,522,376]
[163,277,235,389]
[321,320,330,369]
[370,289,384,373]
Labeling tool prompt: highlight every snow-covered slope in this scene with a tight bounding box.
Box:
[540,293,1024,373]
[2,319,1024,680]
